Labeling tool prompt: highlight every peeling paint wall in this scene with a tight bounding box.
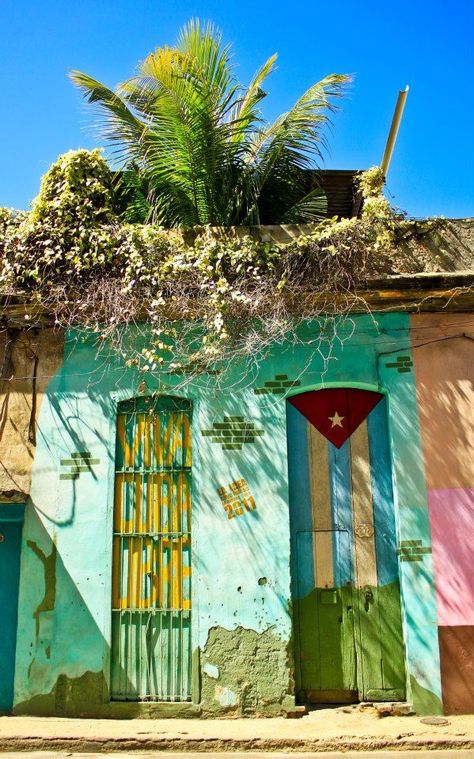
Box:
[8,313,449,715]
[201,626,293,715]
[0,328,64,501]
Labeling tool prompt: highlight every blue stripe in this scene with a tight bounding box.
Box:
[367,398,398,586]
[286,404,313,598]
[328,440,353,586]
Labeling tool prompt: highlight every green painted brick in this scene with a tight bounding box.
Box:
[282,380,300,387]
[254,389,271,395]
[61,458,100,467]
[400,540,423,546]
[71,451,91,459]
[60,473,80,480]
[274,374,288,380]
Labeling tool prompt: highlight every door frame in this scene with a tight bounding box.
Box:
[286,381,408,703]
[104,390,200,710]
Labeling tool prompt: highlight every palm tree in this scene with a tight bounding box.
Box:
[71,20,350,227]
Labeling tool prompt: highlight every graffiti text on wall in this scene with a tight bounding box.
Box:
[217,479,257,520]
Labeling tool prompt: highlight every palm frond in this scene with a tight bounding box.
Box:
[71,23,350,227]
[69,71,144,163]
[252,73,351,184]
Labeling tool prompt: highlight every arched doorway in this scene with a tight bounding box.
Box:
[287,387,406,703]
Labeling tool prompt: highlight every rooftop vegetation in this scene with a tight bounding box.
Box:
[0,21,449,385]
[0,149,422,383]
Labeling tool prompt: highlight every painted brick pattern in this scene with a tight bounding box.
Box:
[385,355,413,373]
[254,374,301,395]
[201,416,265,451]
[60,451,100,480]
[397,539,432,562]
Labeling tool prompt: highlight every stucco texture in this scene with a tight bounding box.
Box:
[10,313,443,716]
[412,313,474,713]
[0,328,63,502]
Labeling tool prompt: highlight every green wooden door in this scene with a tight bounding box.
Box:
[111,395,192,702]
[288,390,406,703]
[294,530,356,702]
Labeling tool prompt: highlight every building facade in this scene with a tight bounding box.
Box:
[1,232,473,718]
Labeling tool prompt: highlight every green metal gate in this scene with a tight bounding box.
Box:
[111,395,192,701]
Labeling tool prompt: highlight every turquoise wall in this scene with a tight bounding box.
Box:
[13,313,442,715]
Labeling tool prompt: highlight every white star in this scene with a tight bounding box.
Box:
[329,411,344,428]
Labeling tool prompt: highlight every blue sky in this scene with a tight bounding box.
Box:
[2,0,473,218]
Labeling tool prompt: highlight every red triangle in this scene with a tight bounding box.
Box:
[288,388,384,448]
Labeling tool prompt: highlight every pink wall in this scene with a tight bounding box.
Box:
[428,488,474,626]
[412,313,474,627]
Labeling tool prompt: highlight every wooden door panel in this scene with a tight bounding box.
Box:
[295,531,356,701]
[288,390,406,704]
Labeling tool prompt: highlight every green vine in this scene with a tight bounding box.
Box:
[0,151,437,380]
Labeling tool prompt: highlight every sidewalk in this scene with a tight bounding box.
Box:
[1,708,473,754]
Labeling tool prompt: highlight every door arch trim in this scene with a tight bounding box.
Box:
[286,381,388,399]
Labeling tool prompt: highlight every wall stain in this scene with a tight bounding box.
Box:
[14,670,107,717]
[27,540,57,640]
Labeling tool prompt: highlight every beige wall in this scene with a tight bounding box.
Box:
[411,313,474,491]
[412,313,474,713]
[0,328,63,501]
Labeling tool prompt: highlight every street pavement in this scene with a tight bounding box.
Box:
[1,752,474,758]
[1,710,473,754]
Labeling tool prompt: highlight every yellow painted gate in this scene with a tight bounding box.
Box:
[111,395,192,701]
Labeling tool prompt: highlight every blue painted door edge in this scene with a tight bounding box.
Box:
[0,502,25,712]
[0,503,26,522]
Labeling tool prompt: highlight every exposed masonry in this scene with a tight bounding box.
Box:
[201,626,293,716]
[201,417,265,451]
[385,355,413,373]
[397,539,432,562]
[59,452,100,480]
[254,374,301,395]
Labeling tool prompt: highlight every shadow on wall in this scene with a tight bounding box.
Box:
[414,336,474,491]
[0,328,64,502]
[413,336,474,631]
[195,390,292,618]
[14,503,133,717]
[412,334,474,714]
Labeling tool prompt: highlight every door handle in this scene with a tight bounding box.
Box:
[363,587,374,611]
